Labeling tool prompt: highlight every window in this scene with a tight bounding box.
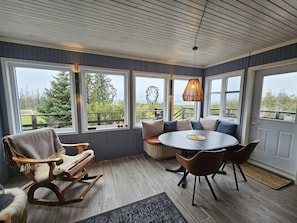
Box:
[209,79,222,116]
[1,58,77,134]
[80,67,129,131]
[260,72,297,122]
[172,77,201,120]
[225,76,241,118]
[205,71,243,123]
[133,72,168,126]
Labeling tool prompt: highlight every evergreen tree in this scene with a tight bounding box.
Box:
[37,72,71,122]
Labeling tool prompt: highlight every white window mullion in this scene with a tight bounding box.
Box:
[221,78,227,118]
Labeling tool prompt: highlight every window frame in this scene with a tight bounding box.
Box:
[80,66,130,133]
[133,71,169,128]
[1,58,78,134]
[204,70,244,124]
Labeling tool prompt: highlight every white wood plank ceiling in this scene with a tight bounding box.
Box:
[0,0,297,67]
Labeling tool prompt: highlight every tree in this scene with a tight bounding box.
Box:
[85,73,117,111]
[37,72,71,123]
[276,89,293,111]
[19,86,42,112]
[86,73,116,104]
[261,89,275,110]
[85,73,121,124]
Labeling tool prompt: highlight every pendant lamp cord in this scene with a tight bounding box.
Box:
[193,0,209,72]
[194,0,209,48]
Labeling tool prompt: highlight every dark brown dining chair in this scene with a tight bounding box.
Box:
[176,149,226,206]
[212,140,260,190]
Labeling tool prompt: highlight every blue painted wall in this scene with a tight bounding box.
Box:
[1,41,297,184]
[0,41,203,183]
[0,105,9,184]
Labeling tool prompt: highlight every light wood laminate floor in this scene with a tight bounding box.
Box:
[4,154,297,223]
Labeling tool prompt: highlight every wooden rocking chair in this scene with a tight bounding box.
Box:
[2,128,102,206]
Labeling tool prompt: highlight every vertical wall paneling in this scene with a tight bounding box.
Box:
[0,105,9,183]
[249,43,297,67]
[1,41,297,182]
[204,57,249,76]
[0,41,203,182]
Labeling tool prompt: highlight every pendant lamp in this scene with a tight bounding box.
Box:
[182,47,204,101]
[182,78,203,101]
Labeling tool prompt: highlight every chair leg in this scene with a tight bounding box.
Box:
[204,176,218,200]
[212,161,226,178]
[232,163,239,190]
[221,161,227,171]
[237,164,247,181]
[192,176,197,206]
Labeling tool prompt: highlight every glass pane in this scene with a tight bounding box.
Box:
[135,76,165,123]
[211,79,221,92]
[209,93,221,116]
[260,72,297,122]
[227,76,241,91]
[173,79,195,120]
[225,92,240,118]
[15,67,73,131]
[84,72,126,129]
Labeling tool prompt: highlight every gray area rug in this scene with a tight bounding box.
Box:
[76,192,187,223]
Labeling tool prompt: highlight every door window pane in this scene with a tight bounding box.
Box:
[260,72,297,122]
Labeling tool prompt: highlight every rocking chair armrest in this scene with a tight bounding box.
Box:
[62,143,90,153]
[12,156,63,165]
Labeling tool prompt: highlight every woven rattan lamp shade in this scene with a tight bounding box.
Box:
[182,79,204,101]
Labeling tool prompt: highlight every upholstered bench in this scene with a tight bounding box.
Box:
[141,118,237,160]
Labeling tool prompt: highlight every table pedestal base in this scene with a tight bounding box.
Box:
[165,150,189,188]
[166,166,187,188]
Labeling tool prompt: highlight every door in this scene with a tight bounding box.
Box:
[249,64,297,178]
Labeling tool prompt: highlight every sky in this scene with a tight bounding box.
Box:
[262,72,297,97]
[16,67,54,93]
[15,67,190,104]
[15,68,297,104]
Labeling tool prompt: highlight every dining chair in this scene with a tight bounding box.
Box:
[176,149,226,206]
[212,140,260,190]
